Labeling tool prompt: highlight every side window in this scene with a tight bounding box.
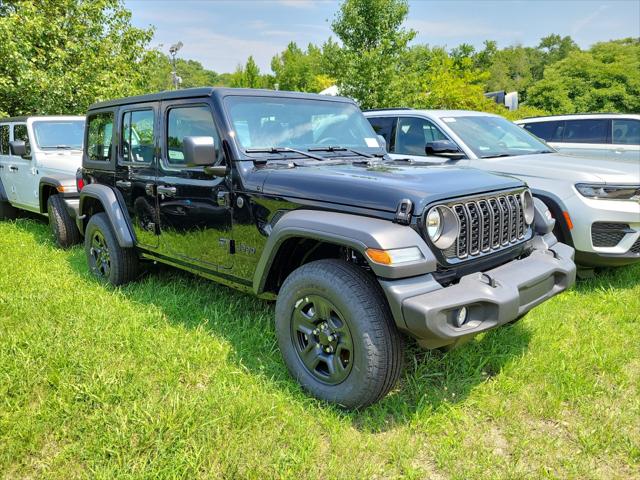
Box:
[0,125,9,155]
[166,105,221,167]
[87,112,114,162]
[121,109,155,164]
[13,124,30,156]
[612,119,640,145]
[563,119,607,144]
[367,117,395,151]
[395,117,448,156]
[523,121,564,142]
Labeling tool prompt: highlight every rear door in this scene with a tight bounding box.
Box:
[115,103,159,248]
[554,118,612,160]
[0,123,12,201]
[156,99,233,270]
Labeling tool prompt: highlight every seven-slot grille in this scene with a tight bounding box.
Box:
[445,192,528,260]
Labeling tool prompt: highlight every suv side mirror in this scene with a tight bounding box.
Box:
[377,134,387,152]
[9,140,28,158]
[426,140,465,159]
[183,136,217,167]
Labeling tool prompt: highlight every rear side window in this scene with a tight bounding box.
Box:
[121,109,155,164]
[522,121,564,142]
[612,119,640,145]
[87,112,114,162]
[166,105,220,167]
[563,119,607,144]
[367,116,395,151]
[0,125,8,155]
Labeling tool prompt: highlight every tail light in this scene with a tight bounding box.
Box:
[76,168,85,191]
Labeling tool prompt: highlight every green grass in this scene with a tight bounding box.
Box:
[1,218,639,479]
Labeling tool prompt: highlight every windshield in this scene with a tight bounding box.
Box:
[225,96,382,154]
[443,115,553,158]
[33,120,85,149]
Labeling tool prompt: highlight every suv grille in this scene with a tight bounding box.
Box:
[631,237,640,254]
[444,191,529,261]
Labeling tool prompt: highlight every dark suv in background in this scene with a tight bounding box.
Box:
[76,88,576,408]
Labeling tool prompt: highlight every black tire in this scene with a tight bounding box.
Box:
[275,259,404,409]
[0,200,18,220]
[84,213,139,286]
[47,195,81,248]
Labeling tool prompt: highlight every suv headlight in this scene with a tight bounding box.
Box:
[425,205,459,249]
[575,184,640,201]
[521,189,535,225]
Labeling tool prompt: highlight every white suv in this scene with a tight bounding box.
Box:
[0,115,85,247]
[515,114,640,162]
[364,109,640,269]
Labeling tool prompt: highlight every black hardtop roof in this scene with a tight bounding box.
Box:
[88,87,356,111]
[0,116,30,123]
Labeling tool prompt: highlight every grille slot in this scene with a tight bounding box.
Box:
[631,237,640,254]
[591,222,629,248]
[447,191,528,261]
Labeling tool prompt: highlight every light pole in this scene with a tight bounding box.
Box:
[169,41,183,90]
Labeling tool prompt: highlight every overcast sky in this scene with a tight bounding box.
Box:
[125,0,640,73]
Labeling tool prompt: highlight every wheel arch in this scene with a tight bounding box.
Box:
[253,210,437,295]
[79,183,135,247]
[531,189,574,246]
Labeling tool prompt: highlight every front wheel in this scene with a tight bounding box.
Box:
[84,213,139,286]
[47,195,81,248]
[275,259,404,409]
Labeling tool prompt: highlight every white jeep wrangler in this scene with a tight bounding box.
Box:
[0,115,85,247]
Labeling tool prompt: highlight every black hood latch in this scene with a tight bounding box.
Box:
[394,198,413,225]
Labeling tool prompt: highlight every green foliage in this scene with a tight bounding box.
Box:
[527,38,640,114]
[330,0,415,109]
[270,42,331,92]
[0,0,153,117]
[139,50,222,92]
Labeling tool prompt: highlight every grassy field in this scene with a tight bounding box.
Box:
[1,218,638,479]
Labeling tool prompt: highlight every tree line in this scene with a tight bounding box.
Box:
[1,0,638,119]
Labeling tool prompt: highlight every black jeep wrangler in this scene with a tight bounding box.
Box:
[76,88,576,408]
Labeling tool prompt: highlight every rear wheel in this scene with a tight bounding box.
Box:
[85,213,139,285]
[275,259,404,409]
[0,200,18,220]
[47,195,81,248]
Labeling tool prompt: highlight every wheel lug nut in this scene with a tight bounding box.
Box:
[313,329,319,335]
[327,335,334,341]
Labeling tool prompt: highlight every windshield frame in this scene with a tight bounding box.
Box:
[437,114,555,159]
[222,94,385,161]
[32,120,85,150]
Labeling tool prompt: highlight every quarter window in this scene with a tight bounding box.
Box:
[122,109,155,163]
[395,117,448,156]
[367,117,395,151]
[87,112,114,162]
[612,119,640,145]
[166,105,220,166]
[562,119,607,144]
[0,125,8,155]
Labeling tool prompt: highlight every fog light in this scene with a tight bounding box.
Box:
[454,307,468,327]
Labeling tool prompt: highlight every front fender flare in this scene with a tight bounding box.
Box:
[79,183,135,248]
[253,210,437,294]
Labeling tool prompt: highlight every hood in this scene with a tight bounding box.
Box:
[475,153,640,184]
[260,162,523,214]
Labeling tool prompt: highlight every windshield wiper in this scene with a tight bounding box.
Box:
[245,146,327,161]
[480,153,512,159]
[308,146,377,158]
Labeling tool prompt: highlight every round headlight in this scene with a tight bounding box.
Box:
[521,190,535,225]
[425,206,460,250]
[426,208,443,241]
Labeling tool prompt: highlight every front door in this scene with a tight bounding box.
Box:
[115,104,159,248]
[0,124,13,201]
[156,101,233,270]
[10,124,38,209]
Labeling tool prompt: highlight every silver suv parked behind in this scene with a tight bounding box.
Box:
[0,116,85,247]
[515,114,640,163]
[364,109,640,268]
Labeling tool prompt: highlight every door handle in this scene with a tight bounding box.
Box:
[116,180,132,188]
[157,185,177,197]
[9,166,18,172]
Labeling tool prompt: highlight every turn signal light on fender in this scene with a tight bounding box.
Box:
[562,211,574,230]
[365,248,392,265]
[365,247,424,265]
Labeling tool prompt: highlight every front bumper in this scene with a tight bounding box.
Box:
[380,238,576,349]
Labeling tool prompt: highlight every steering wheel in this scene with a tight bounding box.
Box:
[316,136,341,145]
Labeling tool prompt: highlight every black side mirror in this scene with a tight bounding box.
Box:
[9,140,28,157]
[183,136,217,167]
[426,140,465,159]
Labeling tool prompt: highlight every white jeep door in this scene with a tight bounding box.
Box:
[0,123,14,201]
[10,123,39,210]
